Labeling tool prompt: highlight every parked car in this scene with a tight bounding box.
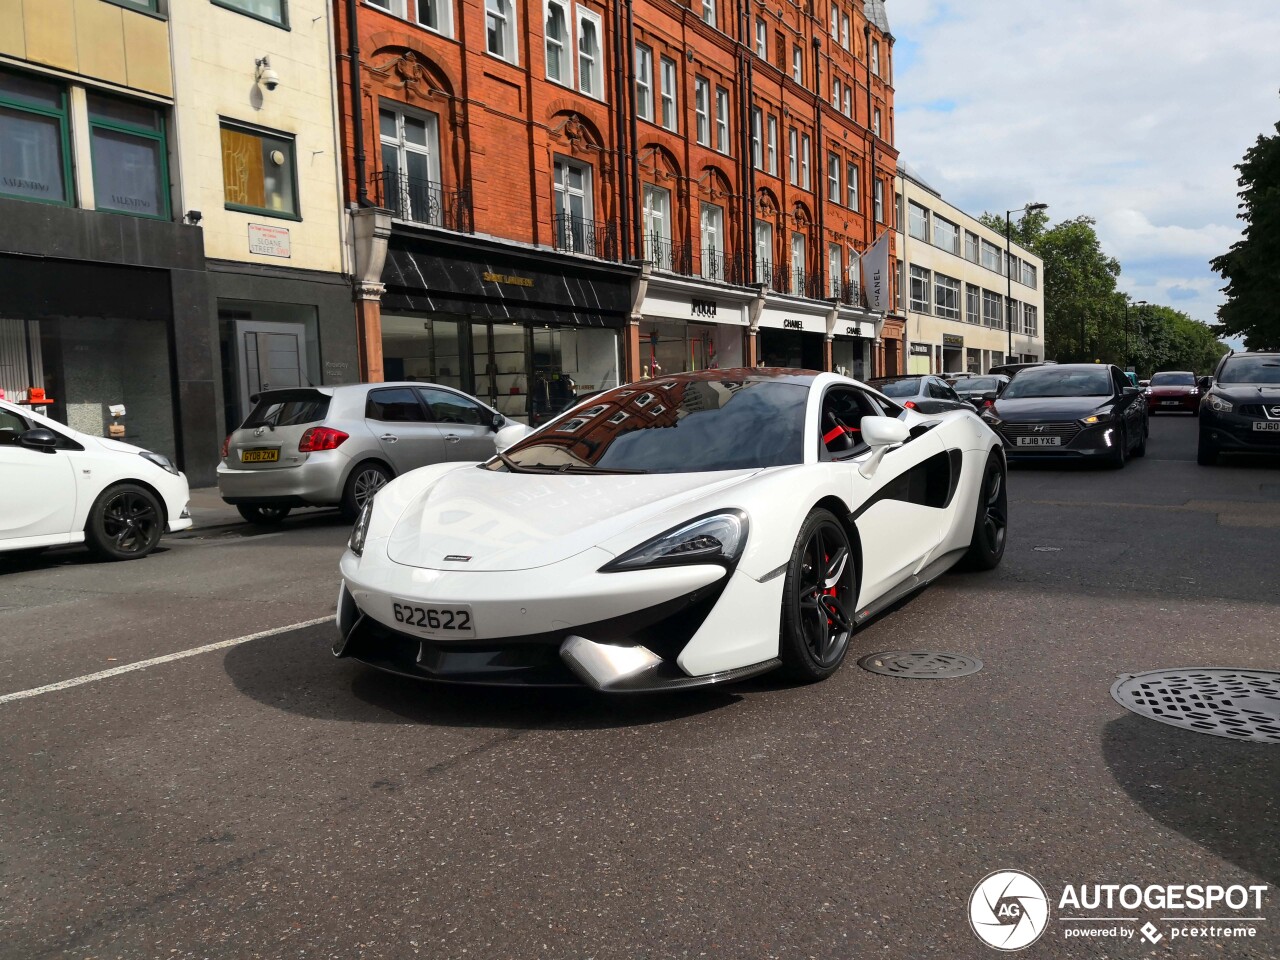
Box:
[981,363,1148,467]
[1197,352,1280,465]
[334,368,1007,692]
[951,374,1011,410]
[867,375,972,414]
[1145,370,1201,415]
[1139,379,1151,388]
[988,360,1056,379]
[217,383,524,524]
[0,398,192,560]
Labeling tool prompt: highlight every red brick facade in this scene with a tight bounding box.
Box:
[334,0,902,378]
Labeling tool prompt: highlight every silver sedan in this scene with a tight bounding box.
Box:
[217,383,520,524]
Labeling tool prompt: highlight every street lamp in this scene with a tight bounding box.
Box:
[1125,298,1148,369]
[1006,202,1048,362]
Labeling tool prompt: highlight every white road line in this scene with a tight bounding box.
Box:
[0,615,335,706]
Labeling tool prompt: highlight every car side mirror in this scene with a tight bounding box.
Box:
[1123,386,1140,396]
[20,428,59,453]
[490,412,505,431]
[858,416,909,479]
[1197,376,1212,390]
[982,392,998,402]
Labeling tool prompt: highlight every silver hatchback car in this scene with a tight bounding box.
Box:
[217,382,513,524]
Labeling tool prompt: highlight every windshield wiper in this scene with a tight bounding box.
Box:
[545,463,647,475]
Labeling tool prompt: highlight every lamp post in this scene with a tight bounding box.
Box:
[1125,298,1147,370]
[1006,202,1047,362]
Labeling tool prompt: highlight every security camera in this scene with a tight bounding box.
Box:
[256,57,280,92]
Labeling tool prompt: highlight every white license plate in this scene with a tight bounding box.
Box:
[1016,436,1062,447]
[1161,400,1180,406]
[1252,422,1280,432]
[390,600,476,638]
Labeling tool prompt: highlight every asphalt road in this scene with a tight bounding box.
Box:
[2,413,1277,960]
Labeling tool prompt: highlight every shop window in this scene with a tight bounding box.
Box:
[88,93,169,220]
[215,0,288,27]
[220,122,298,219]
[486,0,518,63]
[379,104,442,225]
[0,69,72,206]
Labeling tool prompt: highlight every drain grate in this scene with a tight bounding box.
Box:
[1111,668,1280,743]
[858,651,983,679]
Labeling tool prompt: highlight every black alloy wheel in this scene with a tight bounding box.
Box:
[341,462,392,519]
[779,509,856,682]
[87,484,164,561]
[962,451,1008,570]
[236,504,292,526]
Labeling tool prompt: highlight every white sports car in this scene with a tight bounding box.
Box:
[334,369,1006,692]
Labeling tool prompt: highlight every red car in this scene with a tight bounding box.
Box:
[1144,371,1200,414]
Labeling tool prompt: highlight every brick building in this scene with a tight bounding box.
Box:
[335,0,902,424]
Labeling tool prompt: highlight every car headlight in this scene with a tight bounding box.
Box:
[1206,394,1232,413]
[601,510,749,572]
[1081,411,1114,425]
[349,499,374,556]
[140,450,179,475]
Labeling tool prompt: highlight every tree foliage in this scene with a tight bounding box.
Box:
[1211,112,1280,350]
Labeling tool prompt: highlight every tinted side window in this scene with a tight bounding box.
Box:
[367,388,426,422]
[419,388,485,425]
[0,408,27,444]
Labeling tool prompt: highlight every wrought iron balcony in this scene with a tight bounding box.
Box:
[696,249,747,285]
[553,214,621,261]
[374,171,472,232]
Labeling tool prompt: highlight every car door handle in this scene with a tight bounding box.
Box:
[444,435,461,443]
[380,434,399,443]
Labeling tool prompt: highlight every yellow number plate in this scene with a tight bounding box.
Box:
[241,448,280,463]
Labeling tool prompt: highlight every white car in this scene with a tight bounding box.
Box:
[0,398,192,560]
[334,369,1006,692]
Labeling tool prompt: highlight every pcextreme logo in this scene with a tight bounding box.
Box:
[969,870,1050,951]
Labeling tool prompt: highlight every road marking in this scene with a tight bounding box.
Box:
[0,616,335,706]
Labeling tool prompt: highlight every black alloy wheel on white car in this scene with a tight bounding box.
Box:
[779,509,856,682]
[962,451,1008,571]
[86,484,164,561]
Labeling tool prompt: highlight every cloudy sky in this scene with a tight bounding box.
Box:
[890,0,1280,341]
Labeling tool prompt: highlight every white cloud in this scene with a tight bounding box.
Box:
[891,0,1279,331]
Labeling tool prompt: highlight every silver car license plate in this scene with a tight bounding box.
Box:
[1016,436,1061,447]
[390,600,476,638]
[1252,422,1280,432]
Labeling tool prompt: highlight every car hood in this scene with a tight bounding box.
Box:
[990,396,1112,421]
[386,466,760,571]
[1212,385,1280,403]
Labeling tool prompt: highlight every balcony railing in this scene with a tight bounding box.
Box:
[828,278,861,305]
[697,249,748,285]
[553,214,621,260]
[374,171,472,232]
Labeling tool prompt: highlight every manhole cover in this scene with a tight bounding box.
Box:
[858,651,983,679]
[1111,668,1280,743]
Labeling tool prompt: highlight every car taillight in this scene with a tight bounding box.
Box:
[904,400,916,409]
[298,427,349,452]
[221,434,231,459]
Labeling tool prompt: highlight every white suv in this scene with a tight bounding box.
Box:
[0,398,192,560]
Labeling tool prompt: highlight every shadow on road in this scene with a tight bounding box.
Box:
[222,624,741,730]
[1100,711,1280,886]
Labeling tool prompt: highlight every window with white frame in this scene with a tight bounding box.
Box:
[577,8,602,98]
[486,0,517,63]
[750,106,762,170]
[417,0,453,36]
[379,104,441,224]
[544,0,570,85]
[832,77,840,110]
[553,156,592,252]
[841,11,850,49]
[700,201,725,281]
[366,0,406,17]
[642,183,671,269]
[828,242,842,297]
[842,86,852,117]
[1007,297,1019,331]
[872,107,881,137]
[634,44,653,121]
[908,200,928,241]
[755,17,768,58]
[701,0,715,26]
[827,153,840,202]
[980,238,1001,272]
[871,39,881,76]
[1023,303,1038,336]
[788,127,798,184]
[935,274,960,320]
[660,56,678,131]
[766,114,777,175]
[874,179,883,222]
[909,265,930,313]
[932,215,959,254]
[846,161,858,210]
[1022,261,1037,288]
[694,76,710,145]
[754,218,773,280]
[715,86,729,153]
[982,288,1002,327]
[792,45,803,84]
[790,231,806,294]
[964,230,979,263]
[829,2,838,40]
[800,133,810,189]
[966,283,981,324]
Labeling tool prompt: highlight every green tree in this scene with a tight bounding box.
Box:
[1211,110,1280,349]
[1128,304,1229,377]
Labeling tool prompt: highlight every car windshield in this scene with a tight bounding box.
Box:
[873,379,921,398]
[495,377,809,473]
[1217,357,1280,385]
[1150,372,1194,386]
[958,377,1000,392]
[1002,369,1112,399]
[242,391,331,428]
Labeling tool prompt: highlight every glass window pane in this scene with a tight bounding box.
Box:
[221,125,296,216]
[218,0,286,25]
[92,127,164,217]
[87,94,160,131]
[403,115,428,146]
[379,109,398,140]
[0,107,67,202]
[0,70,63,110]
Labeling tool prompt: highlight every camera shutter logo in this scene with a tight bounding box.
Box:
[968,870,1050,951]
